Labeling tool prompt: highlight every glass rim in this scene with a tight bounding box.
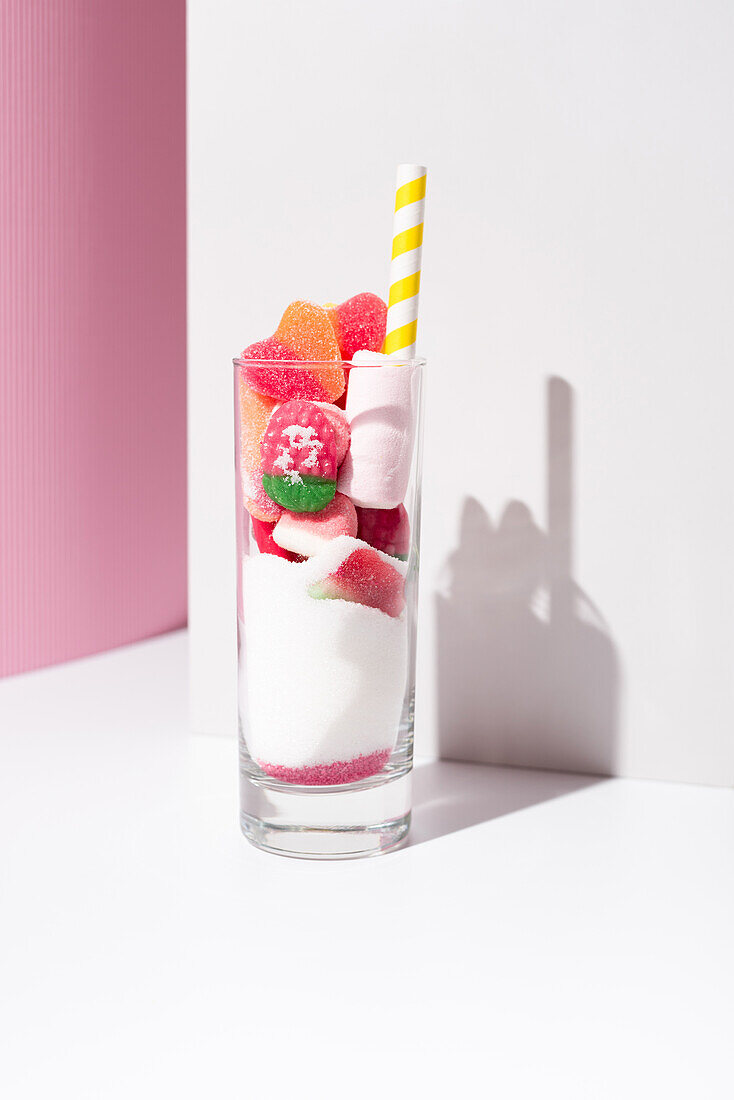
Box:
[233,356,426,370]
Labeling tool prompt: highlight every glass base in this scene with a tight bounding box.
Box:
[240,769,411,860]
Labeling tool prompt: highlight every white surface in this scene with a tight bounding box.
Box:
[188,0,734,786]
[2,634,733,1099]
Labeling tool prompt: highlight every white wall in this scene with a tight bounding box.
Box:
[188,0,734,786]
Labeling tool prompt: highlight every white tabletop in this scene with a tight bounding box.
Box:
[1,632,732,1099]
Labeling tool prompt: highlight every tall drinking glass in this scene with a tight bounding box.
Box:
[234,357,424,858]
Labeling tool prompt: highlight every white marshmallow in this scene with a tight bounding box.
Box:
[337,351,418,509]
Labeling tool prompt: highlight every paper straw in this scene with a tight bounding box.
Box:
[384,164,427,358]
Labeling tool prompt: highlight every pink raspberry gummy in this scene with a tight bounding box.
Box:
[261,400,337,512]
[308,546,405,618]
[356,505,410,560]
[273,492,357,558]
[326,293,387,360]
[241,301,345,403]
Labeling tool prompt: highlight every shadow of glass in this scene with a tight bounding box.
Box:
[435,377,620,777]
[409,759,602,847]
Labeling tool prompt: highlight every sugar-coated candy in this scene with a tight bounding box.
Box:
[261,400,337,512]
[315,402,350,466]
[273,492,357,558]
[326,292,387,360]
[250,516,302,561]
[241,301,345,403]
[275,300,341,363]
[239,379,281,522]
[308,545,405,619]
[337,351,417,509]
[242,470,283,524]
[240,336,293,361]
[334,385,348,411]
[356,504,410,560]
[239,379,278,474]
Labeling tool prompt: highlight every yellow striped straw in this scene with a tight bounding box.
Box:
[384,164,427,358]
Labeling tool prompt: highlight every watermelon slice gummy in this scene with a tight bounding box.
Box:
[261,400,337,513]
[308,546,405,619]
[273,492,357,558]
[241,301,345,403]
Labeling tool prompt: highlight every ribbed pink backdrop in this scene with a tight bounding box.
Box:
[0,1,187,677]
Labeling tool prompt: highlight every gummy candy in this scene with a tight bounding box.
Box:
[239,379,277,474]
[315,402,350,466]
[240,335,293,361]
[334,383,348,411]
[239,379,281,522]
[241,301,345,403]
[273,492,357,558]
[327,292,387,360]
[356,504,410,560]
[250,516,302,561]
[242,470,283,524]
[276,300,341,362]
[261,400,337,513]
[308,545,405,618]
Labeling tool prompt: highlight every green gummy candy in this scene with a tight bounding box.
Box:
[262,473,336,513]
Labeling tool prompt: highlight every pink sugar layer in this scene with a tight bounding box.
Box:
[258,749,390,786]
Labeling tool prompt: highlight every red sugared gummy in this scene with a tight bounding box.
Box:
[315,402,350,466]
[334,371,349,411]
[308,546,405,618]
[356,505,410,560]
[250,517,301,561]
[261,400,337,512]
[327,293,387,360]
[241,301,345,403]
[240,336,294,361]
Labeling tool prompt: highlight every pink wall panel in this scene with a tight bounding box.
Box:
[0,0,187,676]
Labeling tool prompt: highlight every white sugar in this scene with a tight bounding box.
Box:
[241,547,408,768]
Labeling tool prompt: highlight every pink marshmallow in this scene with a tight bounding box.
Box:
[272,491,357,557]
[337,352,418,509]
